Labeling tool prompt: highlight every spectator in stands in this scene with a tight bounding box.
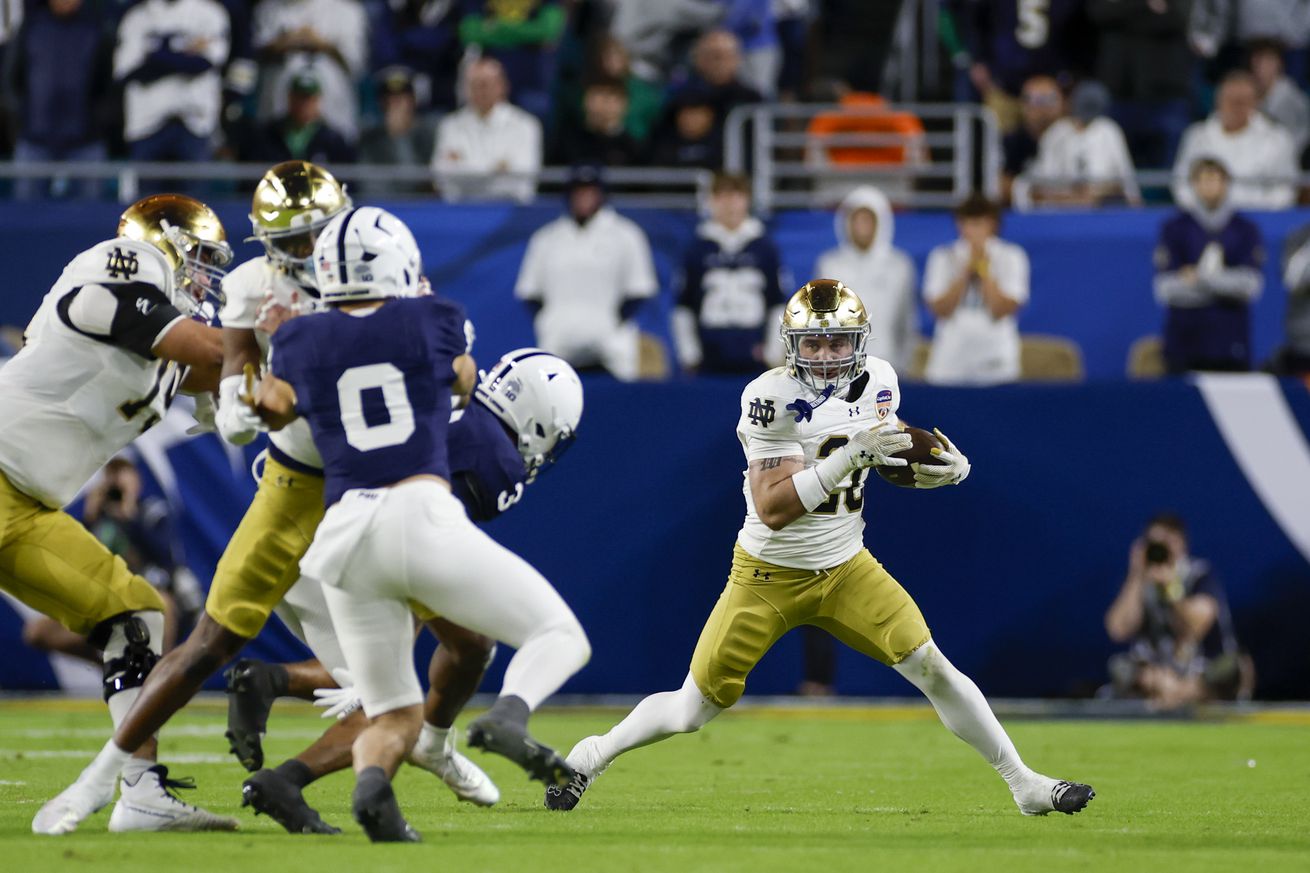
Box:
[804,80,927,206]
[1155,157,1264,374]
[922,193,1030,386]
[458,0,566,122]
[1089,0,1194,168]
[244,70,356,164]
[3,0,114,200]
[608,0,722,83]
[1274,218,1310,376]
[957,0,1094,132]
[1018,80,1141,208]
[672,172,789,374]
[433,56,542,202]
[680,29,763,130]
[366,0,463,112]
[1104,513,1248,709]
[1001,75,1065,204]
[254,0,368,143]
[1173,72,1298,210]
[649,87,722,168]
[1250,39,1310,158]
[515,166,659,380]
[719,0,780,98]
[554,77,643,166]
[114,0,230,171]
[813,185,918,374]
[590,35,664,142]
[357,66,435,193]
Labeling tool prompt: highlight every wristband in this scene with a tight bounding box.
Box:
[791,467,830,512]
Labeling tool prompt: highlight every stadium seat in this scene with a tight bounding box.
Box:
[1127,335,1165,379]
[1019,334,1084,382]
[638,332,670,380]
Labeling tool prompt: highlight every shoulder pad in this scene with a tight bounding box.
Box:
[74,239,171,292]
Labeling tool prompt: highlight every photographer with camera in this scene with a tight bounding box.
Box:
[1103,513,1249,709]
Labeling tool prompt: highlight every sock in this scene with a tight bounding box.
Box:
[414,723,449,760]
[80,740,133,790]
[274,759,315,790]
[106,688,141,732]
[498,621,590,710]
[353,765,392,806]
[593,673,722,766]
[892,641,1035,791]
[484,695,530,726]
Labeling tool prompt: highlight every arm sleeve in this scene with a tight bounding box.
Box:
[59,283,185,359]
[621,225,659,299]
[922,247,952,301]
[514,232,546,301]
[428,299,471,360]
[1199,266,1263,301]
[738,388,803,460]
[671,305,702,369]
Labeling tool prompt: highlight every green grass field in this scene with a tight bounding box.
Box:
[1,699,1307,872]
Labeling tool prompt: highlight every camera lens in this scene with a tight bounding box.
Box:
[1144,541,1170,565]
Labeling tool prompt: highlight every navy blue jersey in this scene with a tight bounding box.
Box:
[271,295,468,506]
[1157,210,1263,371]
[448,399,529,522]
[676,221,788,373]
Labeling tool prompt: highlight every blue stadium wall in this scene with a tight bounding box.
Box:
[1,203,1308,700]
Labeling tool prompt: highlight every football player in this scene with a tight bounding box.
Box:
[233,347,583,834]
[13,195,239,834]
[544,279,1095,817]
[249,206,589,841]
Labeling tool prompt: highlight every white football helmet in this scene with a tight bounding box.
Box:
[313,206,422,304]
[475,349,584,481]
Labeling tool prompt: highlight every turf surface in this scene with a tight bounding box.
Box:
[1,698,1307,872]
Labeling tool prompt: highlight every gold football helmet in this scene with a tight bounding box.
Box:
[249,161,351,284]
[118,194,232,316]
[780,278,871,392]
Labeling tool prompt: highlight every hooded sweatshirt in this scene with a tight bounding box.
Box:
[814,186,919,374]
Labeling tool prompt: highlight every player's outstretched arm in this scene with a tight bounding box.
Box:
[154,320,224,392]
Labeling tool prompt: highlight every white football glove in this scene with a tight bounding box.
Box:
[216,373,265,446]
[847,423,914,469]
[185,392,218,435]
[913,427,971,489]
[312,667,362,720]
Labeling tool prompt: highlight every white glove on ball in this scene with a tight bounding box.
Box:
[216,373,265,446]
[913,428,971,488]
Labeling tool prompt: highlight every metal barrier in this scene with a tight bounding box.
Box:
[723,102,1002,212]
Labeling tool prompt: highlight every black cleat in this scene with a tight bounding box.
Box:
[224,660,287,772]
[1051,781,1095,815]
[544,771,591,811]
[467,714,575,786]
[352,773,420,843]
[241,769,341,835]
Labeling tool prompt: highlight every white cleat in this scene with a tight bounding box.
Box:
[408,727,500,807]
[108,766,240,832]
[1013,773,1095,816]
[544,735,609,812]
[32,775,117,835]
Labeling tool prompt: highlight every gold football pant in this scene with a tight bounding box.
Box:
[690,544,931,708]
[0,470,164,635]
[205,454,325,638]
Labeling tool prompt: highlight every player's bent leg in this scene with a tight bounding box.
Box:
[893,641,1095,816]
[408,618,499,806]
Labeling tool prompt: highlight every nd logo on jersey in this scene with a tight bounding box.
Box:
[747,397,776,427]
[105,247,140,280]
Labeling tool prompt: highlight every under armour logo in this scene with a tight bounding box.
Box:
[752,568,772,581]
[747,397,776,428]
[849,407,860,417]
[105,247,139,279]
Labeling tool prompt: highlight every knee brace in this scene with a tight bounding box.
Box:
[89,611,163,702]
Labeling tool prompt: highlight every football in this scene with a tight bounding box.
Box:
[875,426,947,488]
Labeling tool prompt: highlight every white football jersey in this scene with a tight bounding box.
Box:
[220,256,324,469]
[735,358,902,570]
[0,239,187,508]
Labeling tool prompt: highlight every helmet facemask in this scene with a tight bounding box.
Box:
[161,219,232,317]
[783,325,870,394]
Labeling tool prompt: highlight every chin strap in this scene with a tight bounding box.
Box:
[786,384,836,423]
